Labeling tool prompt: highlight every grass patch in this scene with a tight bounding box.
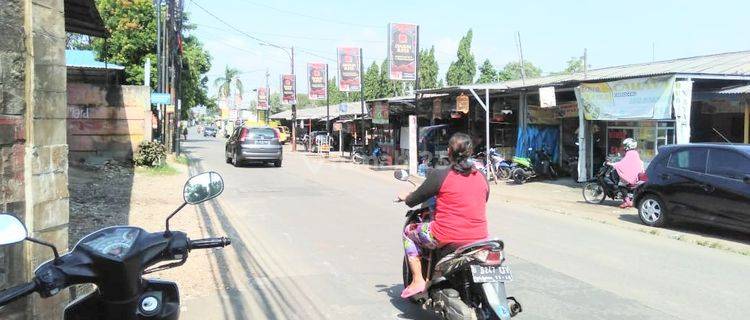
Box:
[136,164,180,176]
[174,155,190,165]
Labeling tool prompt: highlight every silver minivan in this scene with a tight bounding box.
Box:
[225,127,283,167]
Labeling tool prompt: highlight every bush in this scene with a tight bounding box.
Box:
[134,141,166,167]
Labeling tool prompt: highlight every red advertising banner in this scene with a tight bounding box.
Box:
[337,47,362,92]
[256,87,268,110]
[388,23,418,81]
[281,74,296,104]
[307,63,327,100]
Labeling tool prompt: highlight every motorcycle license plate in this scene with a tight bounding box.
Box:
[470,265,513,283]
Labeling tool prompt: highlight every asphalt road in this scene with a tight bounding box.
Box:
[180,133,750,320]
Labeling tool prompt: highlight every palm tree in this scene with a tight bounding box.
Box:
[213,66,243,104]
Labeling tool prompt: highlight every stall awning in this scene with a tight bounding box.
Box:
[65,0,109,38]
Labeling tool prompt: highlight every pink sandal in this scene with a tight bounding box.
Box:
[400,283,426,299]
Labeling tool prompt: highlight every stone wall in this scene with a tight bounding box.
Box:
[67,83,151,164]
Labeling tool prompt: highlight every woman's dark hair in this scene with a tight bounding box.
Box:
[448,133,475,175]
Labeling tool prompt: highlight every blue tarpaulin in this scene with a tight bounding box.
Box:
[515,125,560,162]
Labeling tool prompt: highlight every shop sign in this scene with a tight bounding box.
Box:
[256,87,268,110]
[527,106,558,125]
[307,63,327,100]
[539,86,557,108]
[372,102,389,125]
[337,47,362,92]
[556,102,579,118]
[388,23,418,81]
[281,74,296,104]
[576,76,675,120]
[456,93,470,114]
[432,98,442,119]
[333,122,342,131]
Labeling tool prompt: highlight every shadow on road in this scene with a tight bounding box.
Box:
[184,143,326,319]
[375,284,438,320]
[617,214,750,245]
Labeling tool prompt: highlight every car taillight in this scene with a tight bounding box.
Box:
[638,171,648,182]
[239,129,248,142]
[473,249,504,266]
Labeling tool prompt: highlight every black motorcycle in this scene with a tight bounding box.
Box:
[0,172,231,320]
[510,148,557,184]
[582,162,638,204]
[393,170,522,320]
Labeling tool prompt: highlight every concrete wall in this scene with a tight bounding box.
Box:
[67,83,151,164]
[0,0,70,318]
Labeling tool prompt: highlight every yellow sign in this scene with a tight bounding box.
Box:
[456,93,469,114]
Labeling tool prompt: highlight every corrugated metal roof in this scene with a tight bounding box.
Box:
[270,101,366,120]
[715,84,750,95]
[66,50,125,70]
[421,50,750,94]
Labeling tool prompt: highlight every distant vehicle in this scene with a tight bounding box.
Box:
[203,126,217,137]
[274,126,290,144]
[633,143,750,232]
[225,126,283,167]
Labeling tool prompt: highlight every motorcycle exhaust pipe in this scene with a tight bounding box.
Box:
[481,282,521,319]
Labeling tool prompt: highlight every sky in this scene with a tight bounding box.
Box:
[186,0,750,99]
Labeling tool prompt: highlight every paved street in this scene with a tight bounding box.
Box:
[179,133,750,320]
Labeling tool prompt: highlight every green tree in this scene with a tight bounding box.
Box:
[418,46,439,89]
[213,66,243,102]
[269,92,283,114]
[93,0,157,87]
[551,56,586,75]
[497,61,543,81]
[363,62,381,99]
[179,26,212,119]
[66,33,93,50]
[476,59,498,84]
[379,59,404,98]
[326,77,345,105]
[446,29,476,85]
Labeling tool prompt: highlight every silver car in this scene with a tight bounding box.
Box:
[225,127,283,167]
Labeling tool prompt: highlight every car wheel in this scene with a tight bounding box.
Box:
[232,153,242,167]
[274,160,282,167]
[638,194,668,227]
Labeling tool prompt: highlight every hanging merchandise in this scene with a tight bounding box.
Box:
[456,93,469,114]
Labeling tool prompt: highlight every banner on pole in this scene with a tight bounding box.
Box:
[388,23,418,81]
[256,87,269,110]
[281,74,296,105]
[337,47,362,92]
[308,63,327,100]
[576,76,675,120]
[372,102,389,125]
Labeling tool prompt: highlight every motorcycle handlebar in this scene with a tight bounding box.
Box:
[0,281,37,307]
[188,237,231,250]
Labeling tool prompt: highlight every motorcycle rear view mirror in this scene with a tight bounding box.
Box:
[394,169,409,181]
[0,213,27,246]
[183,172,225,205]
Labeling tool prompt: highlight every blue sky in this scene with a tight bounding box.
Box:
[186,0,750,98]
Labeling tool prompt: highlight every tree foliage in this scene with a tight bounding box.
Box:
[551,56,587,75]
[379,59,404,98]
[213,66,243,101]
[326,77,346,105]
[418,46,439,89]
[179,24,212,118]
[93,0,158,87]
[363,62,380,100]
[497,61,543,81]
[446,29,476,86]
[476,59,498,84]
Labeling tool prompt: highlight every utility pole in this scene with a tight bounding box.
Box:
[290,46,297,151]
[516,31,526,86]
[359,48,365,146]
[325,63,330,134]
[583,48,588,79]
[265,68,270,123]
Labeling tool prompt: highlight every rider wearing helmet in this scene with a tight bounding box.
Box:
[396,133,489,298]
[608,138,644,208]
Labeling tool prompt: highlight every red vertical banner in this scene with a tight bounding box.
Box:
[337,47,361,92]
[281,74,296,104]
[256,87,268,110]
[388,23,418,81]
[307,63,327,100]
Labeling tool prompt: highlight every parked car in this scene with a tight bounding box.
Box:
[203,126,217,137]
[633,143,750,233]
[225,126,283,167]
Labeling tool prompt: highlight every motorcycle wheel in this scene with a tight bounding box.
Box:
[511,168,527,184]
[582,182,606,204]
[352,153,364,164]
[496,167,511,180]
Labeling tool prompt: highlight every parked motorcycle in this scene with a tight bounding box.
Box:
[510,148,557,184]
[582,161,642,204]
[0,172,231,320]
[352,143,389,165]
[393,169,522,320]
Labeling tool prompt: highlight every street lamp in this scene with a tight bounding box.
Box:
[260,43,298,151]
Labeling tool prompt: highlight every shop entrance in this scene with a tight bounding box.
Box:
[605,121,675,165]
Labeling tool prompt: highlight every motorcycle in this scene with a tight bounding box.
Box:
[510,148,557,184]
[582,161,642,204]
[393,169,522,320]
[0,172,231,320]
[352,143,389,165]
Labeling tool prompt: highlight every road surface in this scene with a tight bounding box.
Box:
[179,133,750,320]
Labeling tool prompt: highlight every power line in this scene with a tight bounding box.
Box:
[195,23,385,43]
[236,0,380,29]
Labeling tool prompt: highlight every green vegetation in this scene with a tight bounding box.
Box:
[136,164,180,176]
[418,46,439,89]
[477,59,498,84]
[446,29,477,85]
[133,141,166,167]
[174,154,190,165]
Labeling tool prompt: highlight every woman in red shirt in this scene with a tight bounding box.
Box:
[397,133,489,298]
